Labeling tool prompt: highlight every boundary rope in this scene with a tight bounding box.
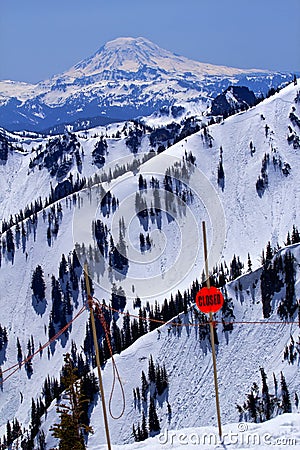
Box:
[99,302,300,328]
[1,305,87,383]
[1,298,298,387]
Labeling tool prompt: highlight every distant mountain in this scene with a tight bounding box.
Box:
[0,37,294,132]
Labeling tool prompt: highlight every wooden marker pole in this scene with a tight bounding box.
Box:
[202,221,222,441]
[84,263,112,450]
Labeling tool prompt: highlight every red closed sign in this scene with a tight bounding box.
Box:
[196,286,224,314]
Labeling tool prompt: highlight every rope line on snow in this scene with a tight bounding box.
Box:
[1,305,87,383]
[93,297,126,420]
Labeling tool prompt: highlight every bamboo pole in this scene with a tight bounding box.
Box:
[202,221,222,441]
[84,263,112,450]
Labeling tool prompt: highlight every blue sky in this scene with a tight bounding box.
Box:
[1,0,299,83]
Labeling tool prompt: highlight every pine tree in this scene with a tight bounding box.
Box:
[260,367,271,420]
[138,308,146,336]
[6,229,15,255]
[138,174,144,190]
[6,421,12,447]
[277,252,296,319]
[148,355,155,383]
[280,371,291,413]
[141,411,148,440]
[50,353,92,449]
[148,397,160,435]
[80,372,98,428]
[217,159,225,190]
[31,398,41,439]
[246,384,259,422]
[31,265,46,301]
[16,337,22,365]
[153,188,161,213]
[273,372,278,397]
[291,225,300,244]
[141,371,148,402]
[247,253,252,272]
[139,233,145,250]
[230,254,243,280]
[112,320,122,354]
[51,276,63,324]
[25,339,34,378]
[59,254,68,281]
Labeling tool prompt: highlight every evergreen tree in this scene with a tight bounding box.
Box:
[277,252,296,319]
[153,188,161,213]
[115,229,128,269]
[148,355,155,383]
[280,371,291,413]
[273,372,278,398]
[230,254,243,280]
[6,421,12,447]
[260,367,271,420]
[25,339,34,378]
[6,229,15,255]
[51,276,63,324]
[59,254,68,281]
[217,160,225,190]
[265,241,273,266]
[80,372,99,428]
[141,411,148,440]
[148,397,160,434]
[138,308,146,336]
[138,174,144,190]
[111,319,122,354]
[0,324,8,352]
[139,233,145,250]
[31,265,46,301]
[31,398,40,440]
[291,225,300,244]
[247,253,252,272]
[17,337,22,364]
[246,384,259,422]
[141,371,148,402]
[50,353,92,449]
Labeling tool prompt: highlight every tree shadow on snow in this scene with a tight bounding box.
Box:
[32,295,47,316]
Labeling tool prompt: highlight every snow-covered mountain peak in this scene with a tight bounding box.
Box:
[70,36,162,76]
[67,36,263,80]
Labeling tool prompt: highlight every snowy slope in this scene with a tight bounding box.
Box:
[88,413,300,449]
[39,244,300,448]
[0,81,299,448]
[159,81,300,268]
[1,80,299,264]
